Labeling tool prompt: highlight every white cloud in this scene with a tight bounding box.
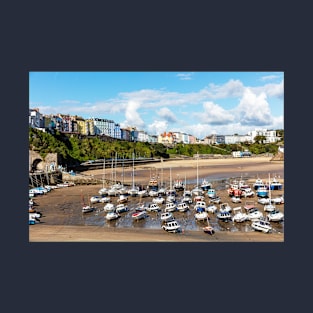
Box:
[235,88,273,126]
[60,100,81,104]
[194,101,235,125]
[157,107,178,123]
[121,100,145,129]
[205,79,245,99]
[260,75,280,81]
[176,73,194,80]
[147,120,168,135]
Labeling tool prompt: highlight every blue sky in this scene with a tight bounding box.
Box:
[29,71,284,138]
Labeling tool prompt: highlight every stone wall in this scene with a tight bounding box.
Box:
[29,150,58,172]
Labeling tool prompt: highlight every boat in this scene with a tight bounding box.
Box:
[243,201,263,221]
[200,179,212,191]
[117,194,128,204]
[90,195,102,204]
[216,211,232,221]
[194,207,209,221]
[81,195,95,213]
[256,186,269,198]
[182,189,193,204]
[231,196,242,203]
[138,189,149,197]
[164,202,177,212]
[241,187,255,198]
[146,203,161,212]
[220,202,232,213]
[253,177,264,190]
[191,153,204,196]
[128,153,139,197]
[202,218,215,235]
[264,174,276,212]
[267,209,284,222]
[115,203,129,213]
[166,168,177,202]
[194,195,205,203]
[232,206,248,223]
[99,196,111,203]
[162,220,181,233]
[269,177,283,190]
[209,196,221,204]
[103,202,115,212]
[257,197,271,205]
[207,188,217,198]
[152,196,165,204]
[149,190,159,197]
[177,202,189,212]
[98,158,108,195]
[131,210,147,221]
[173,178,185,191]
[271,195,284,204]
[160,211,174,222]
[251,218,272,233]
[194,201,206,210]
[206,204,217,213]
[105,211,120,221]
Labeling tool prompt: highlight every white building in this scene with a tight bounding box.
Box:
[248,129,280,143]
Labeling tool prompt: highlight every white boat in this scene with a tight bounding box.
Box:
[244,202,263,221]
[271,195,284,204]
[256,186,269,198]
[206,204,217,213]
[251,218,272,233]
[131,210,147,220]
[232,206,248,223]
[99,196,111,203]
[115,203,129,213]
[220,202,232,213]
[90,195,102,204]
[149,190,159,197]
[138,189,149,197]
[267,209,284,222]
[173,179,185,191]
[164,202,177,212]
[98,158,108,195]
[194,195,205,202]
[209,196,221,204]
[117,194,128,204]
[107,187,119,197]
[82,205,94,213]
[241,187,255,198]
[216,211,232,221]
[146,203,161,212]
[105,211,120,221]
[128,153,139,197]
[264,174,276,212]
[194,201,206,210]
[177,202,189,212]
[160,212,174,222]
[258,197,271,205]
[231,196,242,203]
[162,220,181,233]
[192,153,204,196]
[152,196,165,204]
[103,203,115,212]
[194,207,209,221]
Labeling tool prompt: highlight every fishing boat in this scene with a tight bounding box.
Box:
[117,194,128,204]
[207,188,217,198]
[231,196,242,203]
[200,178,212,191]
[216,211,232,221]
[220,202,232,213]
[267,209,284,222]
[253,177,264,190]
[162,220,181,233]
[256,186,269,198]
[173,177,185,191]
[232,206,248,223]
[194,207,209,221]
[251,218,272,233]
[244,201,263,221]
[182,189,193,204]
[269,177,283,190]
[160,211,174,222]
[146,203,161,212]
[164,202,177,212]
[206,204,217,213]
[177,202,189,212]
[194,201,206,210]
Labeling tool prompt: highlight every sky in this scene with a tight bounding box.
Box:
[29,71,284,139]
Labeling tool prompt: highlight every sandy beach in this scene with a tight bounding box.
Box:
[29,156,284,242]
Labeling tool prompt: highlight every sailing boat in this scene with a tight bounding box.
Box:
[82,194,95,213]
[166,167,176,202]
[98,158,108,196]
[158,158,166,196]
[128,152,139,197]
[191,153,204,196]
[264,173,276,212]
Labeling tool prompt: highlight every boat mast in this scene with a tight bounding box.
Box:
[132,152,135,189]
[196,152,199,187]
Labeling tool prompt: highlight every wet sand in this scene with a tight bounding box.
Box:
[29,156,284,242]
